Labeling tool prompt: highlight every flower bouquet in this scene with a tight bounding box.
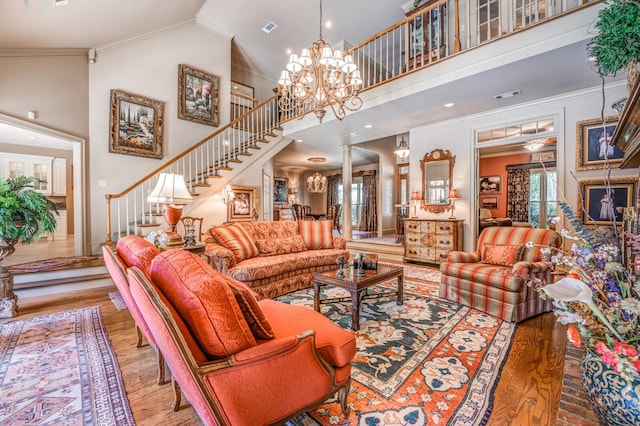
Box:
[528,202,640,424]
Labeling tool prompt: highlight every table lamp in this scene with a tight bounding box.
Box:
[410,191,422,217]
[448,188,460,219]
[147,173,193,246]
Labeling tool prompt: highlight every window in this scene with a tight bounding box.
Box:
[529,168,557,228]
[397,163,409,206]
[477,0,500,43]
[337,180,364,228]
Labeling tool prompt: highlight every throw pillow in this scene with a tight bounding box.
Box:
[226,279,275,340]
[482,243,525,267]
[151,250,257,358]
[209,223,259,263]
[299,220,334,250]
[255,235,308,256]
[116,235,160,274]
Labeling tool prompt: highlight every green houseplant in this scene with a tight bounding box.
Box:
[587,0,640,90]
[0,176,58,318]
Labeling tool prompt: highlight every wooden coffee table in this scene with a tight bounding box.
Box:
[313,265,404,331]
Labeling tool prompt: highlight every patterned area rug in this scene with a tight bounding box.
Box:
[7,256,100,273]
[0,307,135,425]
[109,291,128,311]
[281,280,515,426]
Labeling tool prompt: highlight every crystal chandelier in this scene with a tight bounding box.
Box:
[277,0,363,123]
[307,157,328,194]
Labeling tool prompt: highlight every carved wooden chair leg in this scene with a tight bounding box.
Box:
[135,325,144,348]
[156,351,167,385]
[339,378,351,414]
[171,378,182,411]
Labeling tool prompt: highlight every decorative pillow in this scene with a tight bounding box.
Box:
[208,223,259,263]
[299,220,334,250]
[225,279,275,340]
[150,250,257,358]
[482,243,525,267]
[255,235,308,256]
[116,235,160,274]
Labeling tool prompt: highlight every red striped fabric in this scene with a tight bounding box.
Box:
[299,220,334,249]
[209,223,259,263]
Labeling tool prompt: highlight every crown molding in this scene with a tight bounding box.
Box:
[96,18,200,53]
[0,48,87,57]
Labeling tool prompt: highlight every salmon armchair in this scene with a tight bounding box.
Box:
[128,249,356,425]
[439,226,561,322]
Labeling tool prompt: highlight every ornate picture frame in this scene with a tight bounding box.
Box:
[576,116,623,170]
[274,177,288,206]
[109,89,164,159]
[579,178,636,225]
[479,175,501,194]
[178,64,220,127]
[227,185,256,222]
[481,196,498,209]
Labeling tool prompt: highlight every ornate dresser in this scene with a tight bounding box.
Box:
[404,219,464,265]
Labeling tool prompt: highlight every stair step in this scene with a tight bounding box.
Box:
[238,152,253,156]
[228,159,242,164]
[193,183,211,188]
[265,132,277,137]
[246,145,261,150]
[206,174,223,179]
[217,167,233,171]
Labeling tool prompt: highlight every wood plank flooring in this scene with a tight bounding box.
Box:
[9,285,567,425]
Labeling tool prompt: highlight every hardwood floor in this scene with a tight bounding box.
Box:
[10,284,567,425]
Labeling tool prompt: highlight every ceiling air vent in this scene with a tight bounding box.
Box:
[262,22,277,34]
[52,0,70,7]
[494,89,522,100]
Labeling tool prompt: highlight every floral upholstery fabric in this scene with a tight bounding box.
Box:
[238,221,300,240]
[255,235,308,256]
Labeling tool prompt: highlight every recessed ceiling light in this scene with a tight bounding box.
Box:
[494,89,522,100]
[325,20,332,29]
[364,124,373,128]
[52,0,70,7]
[444,102,455,108]
[262,22,277,34]
[296,139,303,142]
[286,48,292,55]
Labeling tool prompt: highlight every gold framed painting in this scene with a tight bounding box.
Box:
[576,116,623,170]
[178,64,220,127]
[579,177,637,226]
[109,89,164,159]
[228,186,256,222]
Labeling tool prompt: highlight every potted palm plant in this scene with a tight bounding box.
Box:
[587,0,640,92]
[0,176,58,317]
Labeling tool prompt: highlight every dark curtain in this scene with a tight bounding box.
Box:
[326,174,341,212]
[359,170,377,232]
[505,161,555,222]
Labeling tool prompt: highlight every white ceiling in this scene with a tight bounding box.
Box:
[0,0,619,170]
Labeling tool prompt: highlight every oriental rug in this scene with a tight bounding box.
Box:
[0,307,135,425]
[7,256,100,273]
[281,280,515,426]
[109,291,128,311]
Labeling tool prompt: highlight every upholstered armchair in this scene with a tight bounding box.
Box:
[128,250,356,425]
[439,226,561,322]
[479,208,512,231]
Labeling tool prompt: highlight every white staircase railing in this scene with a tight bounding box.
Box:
[104,95,281,245]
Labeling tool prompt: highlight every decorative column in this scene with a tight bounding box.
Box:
[342,144,353,240]
[0,238,19,318]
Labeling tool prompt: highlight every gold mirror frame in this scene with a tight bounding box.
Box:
[420,148,455,214]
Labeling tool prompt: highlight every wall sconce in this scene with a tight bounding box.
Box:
[147,173,193,246]
[222,184,235,205]
[288,188,299,204]
[410,191,421,217]
[448,188,460,219]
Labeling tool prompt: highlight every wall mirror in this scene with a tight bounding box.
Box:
[420,148,455,213]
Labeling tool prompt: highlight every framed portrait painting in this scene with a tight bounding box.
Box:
[274,177,288,206]
[178,64,220,127]
[109,89,164,159]
[579,178,636,225]
[576,116,623,170]
[227,186,256,222]
[479,175,501,194]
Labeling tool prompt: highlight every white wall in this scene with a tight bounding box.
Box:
[409,81,629,251]
[88,23,231,251]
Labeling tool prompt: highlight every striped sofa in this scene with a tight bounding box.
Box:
[439,226,561,322]
[204,220,348,299]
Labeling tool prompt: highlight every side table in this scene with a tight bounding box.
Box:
[160,242,206,255]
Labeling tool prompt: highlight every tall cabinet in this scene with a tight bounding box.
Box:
[404,218,464,265]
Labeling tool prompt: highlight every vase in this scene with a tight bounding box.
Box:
[580,352,640,425]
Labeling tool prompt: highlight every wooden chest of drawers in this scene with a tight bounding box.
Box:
[404,219,464,264]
